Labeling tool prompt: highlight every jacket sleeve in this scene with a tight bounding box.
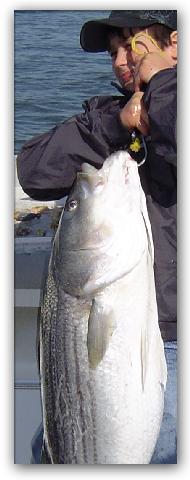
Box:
[16,98,130,201]
[143,67,177,167]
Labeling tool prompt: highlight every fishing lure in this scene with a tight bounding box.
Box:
[131,32,164,56]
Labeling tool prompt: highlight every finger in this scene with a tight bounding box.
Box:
[134,83,140,92]
[131,103,141,117]
[137,118,149,136]
[133,69,141,92]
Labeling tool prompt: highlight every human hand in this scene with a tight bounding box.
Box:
[133,52,172,92]
[120,91,149,136]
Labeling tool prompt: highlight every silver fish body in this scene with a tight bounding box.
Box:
[40,151,167,464]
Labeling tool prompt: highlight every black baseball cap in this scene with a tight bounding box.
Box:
[80,10,177,52]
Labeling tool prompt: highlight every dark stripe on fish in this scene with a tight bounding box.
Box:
[74,325,86,463]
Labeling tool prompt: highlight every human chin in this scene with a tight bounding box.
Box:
[120,79,134,91]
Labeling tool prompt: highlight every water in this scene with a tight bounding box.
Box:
[14,10,116,154]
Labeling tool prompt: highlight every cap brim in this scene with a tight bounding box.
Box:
[80,17,156,52]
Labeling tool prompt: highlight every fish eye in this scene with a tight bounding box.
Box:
[65,199,78,211]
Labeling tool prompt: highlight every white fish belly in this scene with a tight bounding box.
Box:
[90,339,164,464]
[88,261,166,464]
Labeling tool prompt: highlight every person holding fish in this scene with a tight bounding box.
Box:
[17,10,177,464]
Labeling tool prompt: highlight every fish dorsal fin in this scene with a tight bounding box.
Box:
[87,298,116,369]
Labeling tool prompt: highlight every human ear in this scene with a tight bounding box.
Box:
[170,31,177,60]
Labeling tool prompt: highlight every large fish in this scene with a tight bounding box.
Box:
[40,151,167,464]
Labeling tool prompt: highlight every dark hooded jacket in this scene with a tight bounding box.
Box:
[17,67,177,342]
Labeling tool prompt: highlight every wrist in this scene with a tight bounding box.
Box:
[119,110,133,131]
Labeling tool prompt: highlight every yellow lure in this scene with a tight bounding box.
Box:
[131,32,164,56]
[129,136,142,152]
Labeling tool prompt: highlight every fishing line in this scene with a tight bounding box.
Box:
[137,134,147,167]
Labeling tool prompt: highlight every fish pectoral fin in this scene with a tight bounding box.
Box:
[140,328,167,393]
[156,332,168,391]
[87,300,115,369]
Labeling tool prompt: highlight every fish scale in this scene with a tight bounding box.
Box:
[41,282,96,463]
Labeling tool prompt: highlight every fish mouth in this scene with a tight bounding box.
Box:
[63,240,114,253]
[63,227,114,253]
[63,246,108,252]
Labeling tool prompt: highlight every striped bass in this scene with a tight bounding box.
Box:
[40,151,167,464]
